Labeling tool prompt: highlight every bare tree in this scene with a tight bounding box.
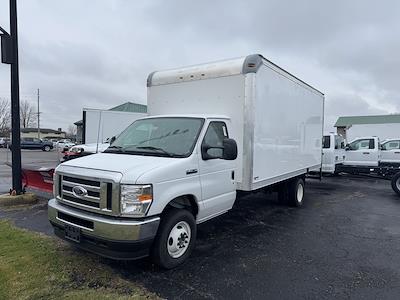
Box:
[20,100,37,128]
[0,98,11,136]
[67,124,77,136]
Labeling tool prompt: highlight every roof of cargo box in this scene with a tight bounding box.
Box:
[147,54,324,95]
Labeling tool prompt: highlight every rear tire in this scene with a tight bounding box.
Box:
[288,177,305,207]
[151,208,196,269]
[391,172,400,196]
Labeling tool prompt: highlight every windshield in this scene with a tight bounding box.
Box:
[105,117,205,157]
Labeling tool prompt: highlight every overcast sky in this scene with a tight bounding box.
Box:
[0,0,399,131]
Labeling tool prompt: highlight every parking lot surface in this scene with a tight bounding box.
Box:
[1,150,400,299]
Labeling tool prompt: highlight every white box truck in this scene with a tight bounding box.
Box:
[83,108,147,144]
[48,54,324,268]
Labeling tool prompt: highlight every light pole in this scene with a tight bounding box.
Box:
[1,0,22,194]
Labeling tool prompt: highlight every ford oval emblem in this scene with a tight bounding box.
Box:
[72,186,88,198]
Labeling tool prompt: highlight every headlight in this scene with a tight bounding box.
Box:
[120,184,152,216]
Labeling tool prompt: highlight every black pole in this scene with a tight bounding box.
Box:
[10,0,22,194]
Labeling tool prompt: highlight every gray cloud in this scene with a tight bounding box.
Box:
[0,0,399,131]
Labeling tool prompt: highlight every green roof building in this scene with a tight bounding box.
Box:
[334,114,400,140]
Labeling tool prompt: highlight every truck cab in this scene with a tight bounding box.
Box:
[380,138,400,166]
[343,136,381,167]
[49,115,238,268]
[322,133,345,174]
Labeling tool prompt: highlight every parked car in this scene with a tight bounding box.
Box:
[55,139,75,151]
[63,142,110,160]
[10,137,54,151]
[0,137,10,148]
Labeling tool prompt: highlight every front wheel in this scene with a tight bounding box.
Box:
[43,145,51,152]
[391,172,400,196]
[151,208,196,269]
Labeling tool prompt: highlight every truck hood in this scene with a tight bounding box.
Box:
[60,152,179,183]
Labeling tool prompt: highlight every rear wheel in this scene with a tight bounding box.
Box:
[43,145,51,152]
[151,208,196,269]
[391,172,400,196]
[278,177,305,207]
[288,177,305,207]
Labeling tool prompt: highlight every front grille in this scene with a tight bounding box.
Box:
[58,212,94,229]
[63,176,100,187]
[58,174,115,213]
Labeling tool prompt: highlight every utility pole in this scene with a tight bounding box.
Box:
[0,0,22,194]
[37,88,40,139]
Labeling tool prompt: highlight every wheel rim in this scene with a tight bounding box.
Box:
[45,146,50,151]
[297,183,304,203]
[167,221,191,258]
[396,177,400,191]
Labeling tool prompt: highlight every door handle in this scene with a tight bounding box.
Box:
[186,169,198,175]
[362,152,370,154]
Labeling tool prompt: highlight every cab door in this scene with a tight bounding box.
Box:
[197,121,236,221]
[344,138,379,167]
[381,140,400,164]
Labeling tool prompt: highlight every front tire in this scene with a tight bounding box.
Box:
[43,145,51,152]
[391,172,400,196]
[151,208,196,269]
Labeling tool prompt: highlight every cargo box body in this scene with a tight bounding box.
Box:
[147,55,324,191]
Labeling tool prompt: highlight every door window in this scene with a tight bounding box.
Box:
[335,136,345,149]
[322,136,330,149]
[382,140,400,150]
[202,122,229,159]
[348,139,374,150]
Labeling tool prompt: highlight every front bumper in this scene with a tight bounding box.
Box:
[48,199,160,260]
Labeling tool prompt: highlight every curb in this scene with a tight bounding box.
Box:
[0,193,38,207]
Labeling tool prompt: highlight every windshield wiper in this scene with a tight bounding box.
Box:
[135,146,175,157]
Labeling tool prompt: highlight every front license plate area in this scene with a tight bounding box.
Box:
[65,224,81,243]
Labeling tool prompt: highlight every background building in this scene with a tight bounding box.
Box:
[21,128,66,140]
[335,114,400,141]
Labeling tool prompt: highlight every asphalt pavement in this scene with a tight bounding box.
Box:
[1,149,400,299]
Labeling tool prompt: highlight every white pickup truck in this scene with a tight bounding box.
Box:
[343,136,381,167]
[381,139,400,166]
[322,133,346,174]
[48,54,324,268]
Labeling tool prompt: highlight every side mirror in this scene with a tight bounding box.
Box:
[222,138,238,160]
[109,136,116,144]
[201,138,238,160]
[345,144,350,151]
